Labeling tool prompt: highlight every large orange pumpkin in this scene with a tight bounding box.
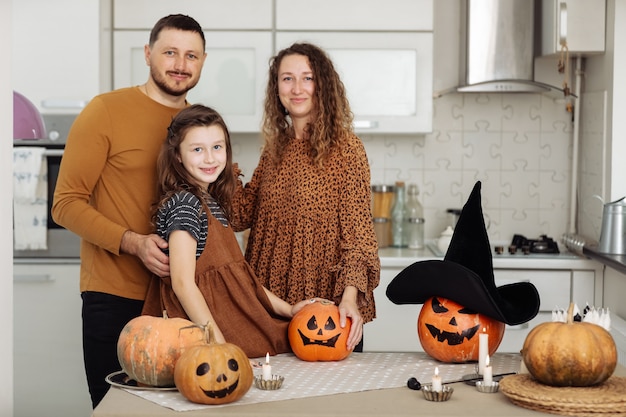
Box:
[174,324,253,405]
[418,296,505,363]
[117,311,205,387]
[522,303,617,386]
[288,300,352,362]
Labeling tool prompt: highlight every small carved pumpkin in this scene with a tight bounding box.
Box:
[288,300,352,362]
[418,296,505,363]
[522,303,617,387]
[174,324,253,405]
[117,311,205,387]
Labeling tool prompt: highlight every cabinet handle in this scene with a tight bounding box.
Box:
[14,274,55,283]
[354,120,379,129]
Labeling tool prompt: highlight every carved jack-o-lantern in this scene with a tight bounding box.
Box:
[174,325,253,405]
[418,296,505,363]
[288,300,352,362]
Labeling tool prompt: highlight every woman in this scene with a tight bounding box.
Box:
[232,43,380,352]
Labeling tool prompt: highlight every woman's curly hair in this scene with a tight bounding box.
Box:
[262,42,354,169]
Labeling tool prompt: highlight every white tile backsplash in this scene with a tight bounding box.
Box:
[231,92,576,244]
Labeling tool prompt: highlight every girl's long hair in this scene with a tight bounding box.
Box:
[152,104,235,224]
[262,42,354,169]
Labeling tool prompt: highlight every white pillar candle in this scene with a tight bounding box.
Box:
[431,366,442,392]
[483,355,493,386]
[262,352,272,380]
[478,328,488,375]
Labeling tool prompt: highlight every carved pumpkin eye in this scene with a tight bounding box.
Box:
[324,317,336,331]
[196,362,210,376]
[228,358,239,372]
[306,316,318,330]
[432,297,448,313]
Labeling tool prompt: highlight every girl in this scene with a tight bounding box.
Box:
[142,104,320,357]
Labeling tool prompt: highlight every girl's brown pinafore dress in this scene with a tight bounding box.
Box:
[142,210,291,358]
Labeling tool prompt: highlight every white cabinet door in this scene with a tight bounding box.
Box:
[276,32,434,134]
[114,31,272,132]
[13,262,91,417]
[113,0,273,30]
[540,0,605,56]
[276,0,433,31]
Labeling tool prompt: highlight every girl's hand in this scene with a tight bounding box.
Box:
[290,297,334,317]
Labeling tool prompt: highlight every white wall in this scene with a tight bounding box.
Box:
[2,0,14,415]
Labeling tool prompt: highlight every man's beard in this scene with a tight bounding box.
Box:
[150,68,200,97]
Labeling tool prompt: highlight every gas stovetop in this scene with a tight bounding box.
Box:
[494,234,562,256]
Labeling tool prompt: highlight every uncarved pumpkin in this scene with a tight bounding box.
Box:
[117,311,205,387]
[174,324,253,405]
[521,303,617,387]
[418,296,505,363]
[288,300,352,362]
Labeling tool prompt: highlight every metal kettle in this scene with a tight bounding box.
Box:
[597,196,626,254]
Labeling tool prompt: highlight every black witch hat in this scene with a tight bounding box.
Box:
[385,181,540,326]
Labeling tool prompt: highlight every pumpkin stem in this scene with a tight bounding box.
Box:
[162,310,169,319]
[204,321,214,344]
[566,302,575,324]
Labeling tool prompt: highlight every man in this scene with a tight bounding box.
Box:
[51,14,207,408]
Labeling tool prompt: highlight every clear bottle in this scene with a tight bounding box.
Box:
[391,181,407,247]
[404,183,425,249]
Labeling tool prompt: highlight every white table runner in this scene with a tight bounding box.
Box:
[121,352,521,411]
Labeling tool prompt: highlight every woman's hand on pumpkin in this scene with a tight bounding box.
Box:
[338,290,363,351]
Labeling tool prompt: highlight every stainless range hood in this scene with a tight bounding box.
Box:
[455,0,562,94]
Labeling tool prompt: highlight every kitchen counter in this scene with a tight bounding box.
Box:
[583,244,626,275]
[379,243,600,270]
[93,364,626,417]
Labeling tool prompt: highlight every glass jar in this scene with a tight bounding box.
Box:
[391,181,407,247]
[371,184,395,219]
[373,217,392,248]
[404,183,425,249]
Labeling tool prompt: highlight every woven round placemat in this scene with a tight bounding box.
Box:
[499,374,626,416]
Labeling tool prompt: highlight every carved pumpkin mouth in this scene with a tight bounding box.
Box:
[200,378,239,399]
[297,329,341,348]
[425,323,480,345]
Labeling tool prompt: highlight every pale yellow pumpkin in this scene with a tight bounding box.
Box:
[521,303,617,387]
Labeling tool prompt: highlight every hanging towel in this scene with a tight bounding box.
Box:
[13,146,48,250]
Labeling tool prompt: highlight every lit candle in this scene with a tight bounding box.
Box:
[262,352,272,381]
[431,366,442,392]
[478,328,488,375]
[483,355,493,386]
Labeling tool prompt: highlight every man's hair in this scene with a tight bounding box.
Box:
[149,14,205,49]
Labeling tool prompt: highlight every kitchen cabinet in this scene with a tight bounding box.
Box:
[109,0,434,134]
[112,0,273,132]
[275,0,434,134]
[13,261,91,417]
[541,0,606,56]
[113,30,272,132]
[275,0,433,31]
[113,0,272,29]
[363,254,603,353]
[276,32,434,134]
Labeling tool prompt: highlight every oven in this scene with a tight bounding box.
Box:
[13,114,81,259]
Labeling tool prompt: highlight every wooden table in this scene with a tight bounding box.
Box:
[92,363,626,417]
